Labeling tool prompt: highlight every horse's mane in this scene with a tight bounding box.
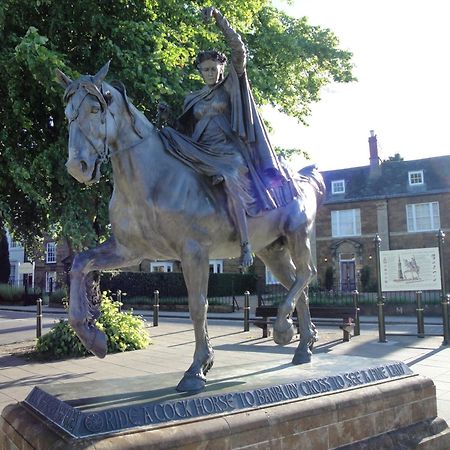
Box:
[298,164,326,206]
[109,80,150,138]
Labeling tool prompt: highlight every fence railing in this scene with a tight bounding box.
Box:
[257,283,444,307]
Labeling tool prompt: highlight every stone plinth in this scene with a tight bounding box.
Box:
[2,355,450,449]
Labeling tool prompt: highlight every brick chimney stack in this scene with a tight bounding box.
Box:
[368,130,380,177]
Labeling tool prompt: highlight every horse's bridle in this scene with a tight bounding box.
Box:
[65,79,111,163]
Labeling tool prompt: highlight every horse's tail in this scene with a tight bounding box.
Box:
[298,164,326,206]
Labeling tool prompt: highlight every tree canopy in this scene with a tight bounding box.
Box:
[0,0,354,255]
[0,227,11,283]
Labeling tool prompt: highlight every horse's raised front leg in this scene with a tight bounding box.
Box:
[69,236,138,358]
[258,238,317,364]
[176,240,213,393]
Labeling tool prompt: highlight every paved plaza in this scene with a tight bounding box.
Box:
[1,307,450,431]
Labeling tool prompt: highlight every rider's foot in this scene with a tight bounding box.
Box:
[240,242,253,269]
[212,174,224,185]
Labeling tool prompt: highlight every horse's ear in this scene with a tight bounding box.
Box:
[55,69,72,89]
[93,60,111,87]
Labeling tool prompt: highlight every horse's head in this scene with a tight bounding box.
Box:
[56,62,114,184]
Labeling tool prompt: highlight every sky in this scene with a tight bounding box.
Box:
[265,0,450,171]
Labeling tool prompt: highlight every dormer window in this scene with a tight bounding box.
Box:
[409,170,424,186]
[331,180,345,194]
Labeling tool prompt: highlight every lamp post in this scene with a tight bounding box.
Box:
[374,234,386,342]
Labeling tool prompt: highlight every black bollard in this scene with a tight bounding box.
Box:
[416,291,425,338]
[36,298,42,339]
[437,230,449,345]
[352,290,361,336]
[243,291,250,332]
[153,290,160,327]
[442,294,450,346]
[116,289,122,313]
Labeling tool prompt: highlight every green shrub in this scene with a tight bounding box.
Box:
[0,284,40,305]
[36,293,150,358]
[360,266,371,292]
[0,284,24,303]
[35,320,90,357]
[48,289,68,307]
[324,266,334,291]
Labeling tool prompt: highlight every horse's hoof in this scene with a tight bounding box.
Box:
[89,329,107,358]
[292,351,312,365]
[273,318,295,346]
[176,373,206,393]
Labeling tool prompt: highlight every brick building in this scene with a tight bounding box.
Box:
[315,131,450,291]
[33,237,72,293]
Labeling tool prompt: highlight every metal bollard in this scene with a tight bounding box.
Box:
[442,294,450,345]
[437,230,449,345]
[416,291,425,338]
[36,298,42,339]
[116,289,122,313]
[352,290,360,336]
[243,291,250,332]
[377,295,387,343]
[153,290,160,327]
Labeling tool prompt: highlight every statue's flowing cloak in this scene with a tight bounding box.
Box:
[159,66,299,213]
[159,14,299,213]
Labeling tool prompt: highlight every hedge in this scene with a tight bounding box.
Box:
[100,272,258,299]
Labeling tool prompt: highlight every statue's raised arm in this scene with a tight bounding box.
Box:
[158,7,301,269]
[202,7,246,76]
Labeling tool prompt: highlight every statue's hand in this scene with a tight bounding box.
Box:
[157,102,171,121]
[201,7,219,23]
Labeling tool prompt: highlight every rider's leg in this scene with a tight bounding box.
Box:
[223,182,253,268]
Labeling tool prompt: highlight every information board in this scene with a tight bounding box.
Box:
[380,248,441,291]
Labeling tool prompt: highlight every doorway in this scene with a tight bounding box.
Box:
[340,259,356,291]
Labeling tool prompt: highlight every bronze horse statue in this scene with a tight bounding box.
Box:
[56,62,325,393]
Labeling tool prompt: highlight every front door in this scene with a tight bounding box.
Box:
[340,261,356,291]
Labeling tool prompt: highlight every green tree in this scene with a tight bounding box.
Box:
[0,0,354,253]
[385,153,404,162]
[0,226,11,284]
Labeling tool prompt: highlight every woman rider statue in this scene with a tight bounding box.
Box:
[158,7,297,268]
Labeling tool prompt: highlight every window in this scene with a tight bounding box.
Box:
[45,242,56,263]
[9,264,16,285]
[407,202,440,232]
[209,260,223,274]
[409,170,424,186]
[150,261,173,272]
[45,271,57,292]
[331,209,361,237]
[331,180,345,194]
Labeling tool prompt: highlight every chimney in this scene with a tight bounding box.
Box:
[368,130,380,177]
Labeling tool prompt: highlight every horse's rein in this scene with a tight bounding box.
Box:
[66,81,110,163]
[66,81,150,163]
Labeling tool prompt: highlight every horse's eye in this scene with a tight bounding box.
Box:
[91,106,100,114]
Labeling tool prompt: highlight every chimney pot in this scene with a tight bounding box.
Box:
[368,130,380,177]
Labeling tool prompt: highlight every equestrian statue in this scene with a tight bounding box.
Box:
[56,7,325,393]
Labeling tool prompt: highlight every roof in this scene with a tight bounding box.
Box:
[321,155,450,204]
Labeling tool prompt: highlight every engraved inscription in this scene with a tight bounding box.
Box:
[25,361,412,438]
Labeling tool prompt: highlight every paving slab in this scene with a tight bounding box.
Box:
[1,315,450,428]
